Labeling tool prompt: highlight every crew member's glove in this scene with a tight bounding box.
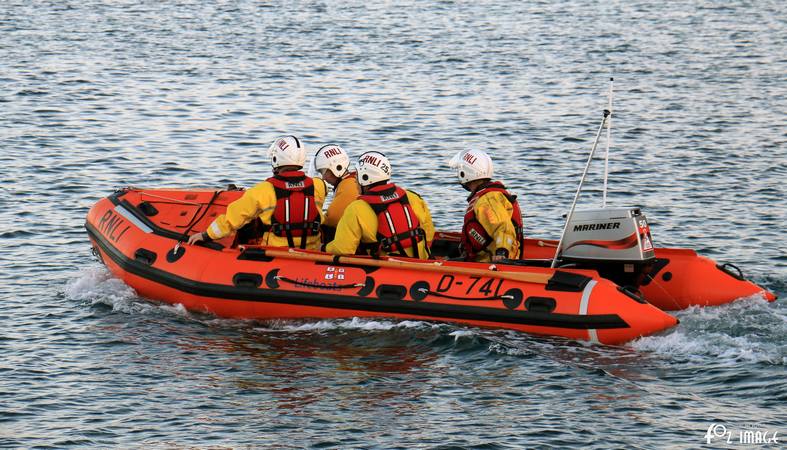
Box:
[188,231,210,245]
[492,248,509,262]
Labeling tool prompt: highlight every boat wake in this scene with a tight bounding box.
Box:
[632,295,786,365]
[254,317,442,333]
[64,264,189,317]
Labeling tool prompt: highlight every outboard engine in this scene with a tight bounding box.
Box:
[560,207,655,289]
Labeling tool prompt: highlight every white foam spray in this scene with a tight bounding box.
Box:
[632,295,786,365]
[65,265,191,317]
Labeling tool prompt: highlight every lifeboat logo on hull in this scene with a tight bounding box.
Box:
[325,266,346,281]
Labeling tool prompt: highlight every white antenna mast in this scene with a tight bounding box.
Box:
[550,108,610,268]
[602,77,613,207]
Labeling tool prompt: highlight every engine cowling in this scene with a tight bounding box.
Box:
[561,207,654,263]
[560,207,655,290]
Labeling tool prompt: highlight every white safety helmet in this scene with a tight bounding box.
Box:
[448,149,494,184]
[268,135,307,169]
[356,151,392,187]
[313,144,350,178]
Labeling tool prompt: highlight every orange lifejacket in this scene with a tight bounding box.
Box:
[461,181,524,260]
[321,171,360,243]
[358,183,427,258]
[264,171,322,249]
[341,171,357,184]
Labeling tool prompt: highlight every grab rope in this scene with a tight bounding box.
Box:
[139,191,204,206]
[718,262,745,280]
[276,276,366,290]
[417,288,513,302]
[640,273,684,311]
[173,190,221,252]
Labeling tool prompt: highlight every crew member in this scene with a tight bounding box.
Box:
[188,135,326,250]
[448,149,523,262]
[312,144,360,243]
[326,151,434,259]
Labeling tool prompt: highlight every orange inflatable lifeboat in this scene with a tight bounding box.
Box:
[85,188,684,345]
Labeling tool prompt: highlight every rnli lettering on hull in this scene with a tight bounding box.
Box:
[573,222,621,232]
[96,209,131,243]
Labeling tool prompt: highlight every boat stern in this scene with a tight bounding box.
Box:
[586,279,679,345]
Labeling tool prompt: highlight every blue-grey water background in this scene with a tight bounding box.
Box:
[1,0,786,448]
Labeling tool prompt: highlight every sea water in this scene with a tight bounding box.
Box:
[1,1,785,447]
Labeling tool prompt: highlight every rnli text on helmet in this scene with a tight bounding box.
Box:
[323,147,342,158]
[277,140,290,151]
[361,154,390,174]
[463,152,478,165]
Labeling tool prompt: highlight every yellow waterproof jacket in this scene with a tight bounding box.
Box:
[206,177,327,249]
[326,189,434,259]
[467,191,520,263]
[323,173,361,228]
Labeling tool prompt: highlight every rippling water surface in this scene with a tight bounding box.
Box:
[1,1,785,448]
